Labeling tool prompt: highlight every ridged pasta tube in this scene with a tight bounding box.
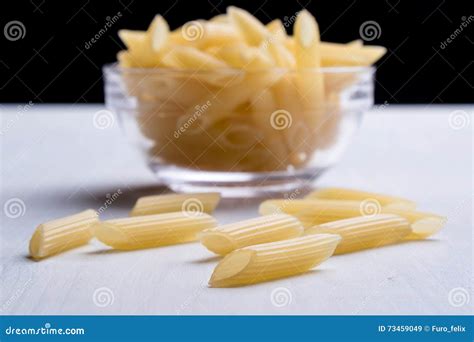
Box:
[95,212,217,250]
[305,214,412,254]
[199,214,303,255]
[382,208,446,239]
[259,199,364,227]
[306,187,416,210]
[130,192,220,217]
[209,234,341,287]
[29,209,98,260]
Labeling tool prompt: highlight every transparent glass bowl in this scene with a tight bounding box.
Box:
[104,64,374,197]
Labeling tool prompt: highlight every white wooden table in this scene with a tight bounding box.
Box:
[0,104,472,315]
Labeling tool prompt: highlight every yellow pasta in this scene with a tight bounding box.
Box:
[162,46,228,70]
[259,199,364,227]
[320,43,387,67]
[293,9,324,119]
[199,214,303,255]
[94,212,217,250]
[306,187,416,209]
[29,209,98,260]
[228,6,268,46]
[306,214,412,254]
[266,19,287,40]
[209,234,341,287]
[130,192,221,217]
[382,207,446,239]
[148,15,170,52]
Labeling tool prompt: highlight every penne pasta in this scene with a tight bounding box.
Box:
[148,15,170,52]
[305,214,412,254]
[95,212,218,250]
[130,192,221,217]
[228,6,268,46]
[306,187,416,209]
[162,46,229,70]
[29,209,98,260]
[266,19,287,40]
[199,214,303,255]
[382,207,446,239]
[209,234,341,287]
[259,199,364,227]
[320,44,387,67]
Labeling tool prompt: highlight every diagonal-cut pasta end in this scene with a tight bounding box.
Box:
[258,201,284,215]
[209,250,254,288]
[29,228,43,260]
[94,222,130,249]
[199,231,236,255]
[407,217,447,240]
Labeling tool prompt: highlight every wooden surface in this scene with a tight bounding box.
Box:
[0,104,472,315]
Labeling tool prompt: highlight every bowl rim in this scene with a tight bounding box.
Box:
[103,63,375,75]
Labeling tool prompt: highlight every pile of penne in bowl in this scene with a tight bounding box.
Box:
[29,187,445,287]
[104,7,385,172]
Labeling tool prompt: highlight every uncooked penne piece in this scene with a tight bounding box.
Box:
[266,19,287,40]
[209,234,341,287]
[294,10,324,112]
[306,187,416,209]
[320,44,386,67]
[148,15,170,52]
[259,199,364,227]
[95,212,217,250]
[130,192,221,217]
[29,209,98,260]
[305,214,412,254]
[162,46,229,70]
[199,214,303,255]
[382,207,446,239]
[228,6,268,46]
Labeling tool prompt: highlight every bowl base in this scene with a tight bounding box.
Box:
[150,163,327,198]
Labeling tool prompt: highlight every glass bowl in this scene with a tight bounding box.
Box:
[103,64,374,197]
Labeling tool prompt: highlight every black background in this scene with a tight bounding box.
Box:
[1,0,472,104]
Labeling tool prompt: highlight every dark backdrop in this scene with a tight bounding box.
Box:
[1,0,472,104]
